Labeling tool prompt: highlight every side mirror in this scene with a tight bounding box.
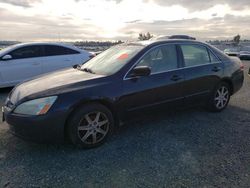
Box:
[130,66,151,77]
[1,54,12,60]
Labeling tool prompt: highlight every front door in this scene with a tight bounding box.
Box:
[0,45,43,86]
[120,44,185,112]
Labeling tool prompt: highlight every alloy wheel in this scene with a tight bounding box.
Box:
[214,86,229,109]
[77,111,110,144]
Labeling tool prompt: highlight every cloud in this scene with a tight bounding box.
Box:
[125,20,141,24]
[121,14,250,40]
[0,0,41,7]
[145,0,250,11]
[0,0,250,41]
[75,0,123,3]
[1,4,250,41]
[0,7,100,41]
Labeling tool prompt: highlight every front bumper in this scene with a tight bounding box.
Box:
[3,108,67,143]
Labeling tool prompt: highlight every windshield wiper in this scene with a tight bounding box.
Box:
[82,68,95,74]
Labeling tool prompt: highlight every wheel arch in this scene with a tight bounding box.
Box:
[220,78,234,95]
[63,99,118,142]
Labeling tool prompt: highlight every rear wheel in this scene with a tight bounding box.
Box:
[67,103,114,148]
[207,82,231,112]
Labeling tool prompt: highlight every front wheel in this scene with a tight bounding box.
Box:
[207,82,231,112]
[67,103,114,148]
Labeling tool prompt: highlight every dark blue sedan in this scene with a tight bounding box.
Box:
[2,39,244,148]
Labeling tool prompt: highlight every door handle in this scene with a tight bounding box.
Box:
[171,75,183,81]
[211,67,221,72]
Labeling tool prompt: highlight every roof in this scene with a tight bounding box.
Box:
[12,42,76,49]
[126,39,204,47]
[0,42,88,54]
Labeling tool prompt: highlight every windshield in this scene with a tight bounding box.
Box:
[0,46,13,55]
[81,44,144,75]
[0,43,21,56]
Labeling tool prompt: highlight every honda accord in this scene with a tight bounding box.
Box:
[2,39,244,148]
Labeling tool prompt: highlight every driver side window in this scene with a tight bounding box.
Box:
[9,46,42,60]
[136,44,178,74]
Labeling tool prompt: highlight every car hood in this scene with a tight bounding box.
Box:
[9,68,104,104]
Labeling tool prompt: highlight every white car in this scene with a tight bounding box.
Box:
[224,48,240,57]
[0,42,91,88]
[239,46,250,60]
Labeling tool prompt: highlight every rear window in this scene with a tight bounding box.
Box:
[180,45,210,67]
[209,50,220,63]
[181,44,221,67]
[209,45,230,61]
[44,45,80,56]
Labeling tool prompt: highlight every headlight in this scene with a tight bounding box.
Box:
[14,96,57,115]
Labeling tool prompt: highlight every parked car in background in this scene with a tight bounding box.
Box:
[224,47,240,57]
[3,39,244,148]
[239,46,250,60]
[0,42,91,88]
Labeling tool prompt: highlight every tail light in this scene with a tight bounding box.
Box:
[240,62,244,70]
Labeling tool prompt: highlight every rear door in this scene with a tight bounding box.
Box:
[179,44,223,105]
[0,45,43,85]
[120,44,185,112]
[42,45,81,73]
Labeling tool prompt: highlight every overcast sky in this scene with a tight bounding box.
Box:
[0,0,250,41]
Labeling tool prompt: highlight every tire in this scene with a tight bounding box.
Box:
[67,103,114,148]
[207,82,231,112]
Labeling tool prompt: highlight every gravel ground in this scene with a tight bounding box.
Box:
[0,61,249,188]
